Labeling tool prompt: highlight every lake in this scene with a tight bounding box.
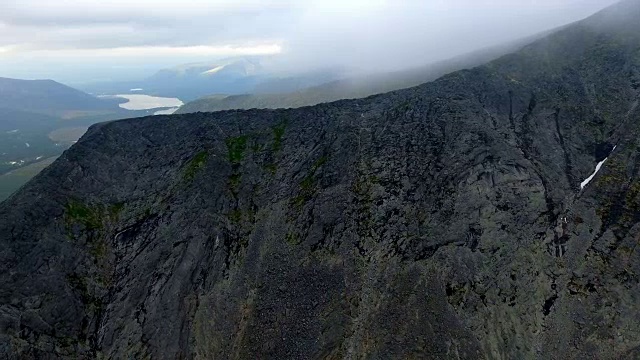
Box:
[114,94,184,111]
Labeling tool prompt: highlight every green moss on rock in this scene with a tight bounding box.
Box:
[184,151,209,181]
[264,163,278,175]
[65,200,102,231]
[226,136,248,164]
[285,232,301,246]
[271,121,287,152]
[229,173,242,194]
[228,209,243,224]
[291,155,328,209]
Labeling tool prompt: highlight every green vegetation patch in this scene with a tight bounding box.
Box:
[65,200,102,231]
[63,200,126,272]
[89,239,109,262]
[252,141,265,153]
[264,163,278,175]
[229,173,242,194]
[257,119,289,174]
[228,209,243,224]
[291,155,329,209]
[285,232,302,246]
[109,202,125,220]
[66,273,103,312]
[226,136,248,164]
[292,174,316,208]
[312,156,327,170]
[271,120,287,152]
[300,175,315,193]
[184,151,209,181]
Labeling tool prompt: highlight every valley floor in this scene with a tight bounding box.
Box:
[0,156,58,201]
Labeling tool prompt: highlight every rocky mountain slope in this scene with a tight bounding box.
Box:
[2,0,640,358]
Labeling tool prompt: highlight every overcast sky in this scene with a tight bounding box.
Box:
[0,0,619,84]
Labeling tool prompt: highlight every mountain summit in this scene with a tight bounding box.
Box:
[2,1,640,358]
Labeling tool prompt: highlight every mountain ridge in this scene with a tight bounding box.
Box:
[2,0,640,358]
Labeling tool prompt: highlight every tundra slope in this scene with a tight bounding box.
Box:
[3,0,640,358]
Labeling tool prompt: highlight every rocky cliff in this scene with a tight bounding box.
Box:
[2,1,640,359]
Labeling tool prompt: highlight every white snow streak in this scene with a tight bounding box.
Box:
[202,65,226,75]
[580,145,617,190]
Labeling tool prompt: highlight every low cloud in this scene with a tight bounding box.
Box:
[274,0,620,73]
[0,0,619,83]
[16,44,283,59]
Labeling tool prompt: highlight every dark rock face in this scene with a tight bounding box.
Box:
[3,1,640,358]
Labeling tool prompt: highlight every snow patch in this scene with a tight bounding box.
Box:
[6,129,18,134]
[581,146,617,190]
[202,65,226,75]
[25,143,30,148]
[130,88,143,92]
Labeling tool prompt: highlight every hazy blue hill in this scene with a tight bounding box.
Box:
[80,57,345,102]
[0,77,121,116]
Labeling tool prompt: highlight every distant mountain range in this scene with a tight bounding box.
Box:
[0,77,122,118]
[80,57,346,101]
[80,30,553,112]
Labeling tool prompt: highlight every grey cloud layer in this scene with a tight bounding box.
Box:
[0,0,620,82]
[0,1,297,49]
[276,0,620,73]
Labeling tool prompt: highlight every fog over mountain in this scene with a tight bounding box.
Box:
[0,0,618,83]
